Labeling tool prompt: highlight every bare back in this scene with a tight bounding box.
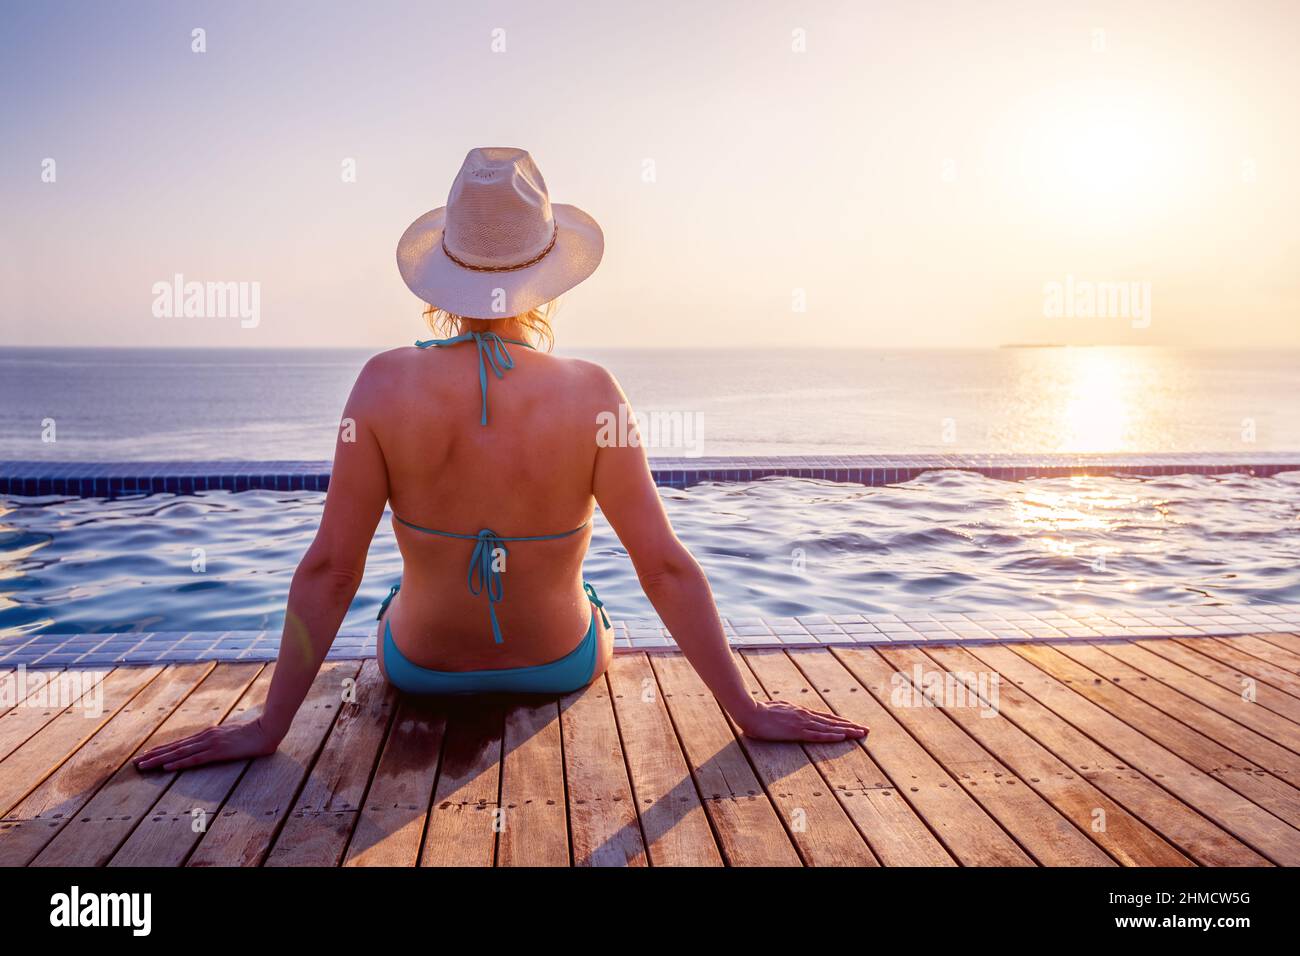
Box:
[362,340,613,670]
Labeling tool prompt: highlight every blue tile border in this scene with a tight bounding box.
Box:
[1,452,1297,498]
[3,603,1298,667]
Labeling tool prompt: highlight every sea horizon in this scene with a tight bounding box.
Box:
[2,345,1297,461]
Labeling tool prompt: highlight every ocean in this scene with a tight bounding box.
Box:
[1,346,1298,460]
[3,346,1298,635]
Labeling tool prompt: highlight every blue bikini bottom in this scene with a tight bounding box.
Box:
[379,582,604,695]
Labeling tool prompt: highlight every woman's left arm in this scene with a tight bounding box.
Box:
[136,360,390,771]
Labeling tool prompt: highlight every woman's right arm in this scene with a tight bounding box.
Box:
[591,372,867,743]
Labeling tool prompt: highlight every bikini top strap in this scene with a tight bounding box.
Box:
[390,513,590,645]
[414,330,535,426]
[392,514,590,541]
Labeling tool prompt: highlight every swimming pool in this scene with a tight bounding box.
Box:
[3,468,1297,640]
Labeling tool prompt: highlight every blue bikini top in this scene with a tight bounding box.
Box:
[390,330,603,644]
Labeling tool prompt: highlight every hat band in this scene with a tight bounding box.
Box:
[441,222,559,273]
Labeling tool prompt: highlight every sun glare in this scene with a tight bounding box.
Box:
[993,80,1197,229]
[1056,350,1132,452]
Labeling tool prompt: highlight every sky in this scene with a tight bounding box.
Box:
[1,0,1297,349]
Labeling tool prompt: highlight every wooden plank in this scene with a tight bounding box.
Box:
[1190,638,1300,698]
[1215,634,1300,673]
[108,664,275,867]
[32,663,262,867]
[878,645,1189,866]
[925,644,1264,866]
[0,669,17,719]
[497,698,569,866]
[265,661,395,867]
[560,676,647,867]
[1088,641,1300,757]
[185,661,359,867]
[741,649,955,866]
[0,668,90,764]
[728,654,878,866]
[1246,631,1300,655]
[787,648,1032,866]
[970,643,1300,865]
[606,654,722,866]
[651,652,801,866]
[419,698,504,866]
[1,663,213,866]
[837,646,1113,866]
[342,695,445,867]
[1020,643,1300,829]
[1148,639,1300,724]
[0,666,160,817]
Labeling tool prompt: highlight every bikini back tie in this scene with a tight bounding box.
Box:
[392,513,589,644]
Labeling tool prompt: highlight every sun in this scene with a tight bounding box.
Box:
[990,79,1196,227]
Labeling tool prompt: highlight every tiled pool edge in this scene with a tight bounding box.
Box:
[2,452,1298,497]
[6,604,1299,668]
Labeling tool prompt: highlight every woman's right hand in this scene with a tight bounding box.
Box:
[134,718,282,772]
[736,700,868,742]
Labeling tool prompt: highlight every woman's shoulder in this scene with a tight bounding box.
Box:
[538,353,623,400]
[344,346,430,406]
[356,344,436,378]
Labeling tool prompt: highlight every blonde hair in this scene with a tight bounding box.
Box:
[422,300,558,352]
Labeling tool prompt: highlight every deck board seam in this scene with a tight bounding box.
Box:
[1045,643,1300,795]
[938,643,1266,867]
[408,702,451,868]
[1209,634,1300,675]
[0,666,84,763]
[332,683,406,866]
[1088,642,1300,761]
[830,647,1054,866]
[28,662,224,867]
[248,664,364,867]
[1164,638,1300,710]
[602,667,654,867]
[782,650,976,866]
[4,665,168,822]
[735,651,879,866]
[646,657,748,867]
[997,644,1294,866]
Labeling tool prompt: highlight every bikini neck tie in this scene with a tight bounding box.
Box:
[414,330,534,426]
[467,529,508,644]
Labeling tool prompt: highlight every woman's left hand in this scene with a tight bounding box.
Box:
[134,719,282,772]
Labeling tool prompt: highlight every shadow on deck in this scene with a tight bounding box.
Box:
[2,633,1299,866]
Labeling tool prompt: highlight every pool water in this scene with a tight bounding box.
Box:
[1,470,1298,639]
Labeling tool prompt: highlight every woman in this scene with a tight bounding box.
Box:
[137,148,866,772]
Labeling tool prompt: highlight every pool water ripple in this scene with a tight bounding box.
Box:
[1,470,1297,638]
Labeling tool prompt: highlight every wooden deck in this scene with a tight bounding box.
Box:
[2,633,1299,866]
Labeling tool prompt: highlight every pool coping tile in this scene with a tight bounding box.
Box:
[6,599,1298,666]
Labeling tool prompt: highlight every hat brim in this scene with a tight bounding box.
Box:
[396,203,603,319]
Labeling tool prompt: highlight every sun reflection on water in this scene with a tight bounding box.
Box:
[994,347,1200,455]
[1056,350,1134,453]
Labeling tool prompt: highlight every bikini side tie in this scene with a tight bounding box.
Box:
[415,330,534,426]
[584,581,611,629]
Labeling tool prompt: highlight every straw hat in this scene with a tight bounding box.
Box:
[396,147,604,319]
